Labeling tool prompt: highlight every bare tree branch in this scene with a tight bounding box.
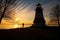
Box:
[50,5,60,26]
[0,0,17,24]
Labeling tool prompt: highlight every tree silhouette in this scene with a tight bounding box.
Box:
[50,5,60,26]
[0,0,16,24]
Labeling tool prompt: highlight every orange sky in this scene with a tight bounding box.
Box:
[0,0,59,29]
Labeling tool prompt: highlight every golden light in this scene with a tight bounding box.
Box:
[15,18,19,22]
[14,18,19,28]
[15,24,18,28]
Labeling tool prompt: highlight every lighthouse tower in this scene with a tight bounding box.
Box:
[32,3,46,27]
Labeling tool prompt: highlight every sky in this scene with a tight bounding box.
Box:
[0,0,60,29]
[1,0,60,24]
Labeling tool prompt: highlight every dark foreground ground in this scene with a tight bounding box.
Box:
[0,26,59,40]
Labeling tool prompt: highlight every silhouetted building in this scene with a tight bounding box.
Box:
[32,3,46,27]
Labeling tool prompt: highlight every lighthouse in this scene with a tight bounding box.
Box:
[32,3,46,27]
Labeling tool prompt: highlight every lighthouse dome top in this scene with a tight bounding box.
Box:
[36,3,41,7]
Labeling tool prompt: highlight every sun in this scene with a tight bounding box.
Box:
[14,24,18,28]
[14,18,19,28]
[15,18,19,22]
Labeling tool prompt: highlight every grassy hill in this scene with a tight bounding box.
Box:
[0,27,59,40]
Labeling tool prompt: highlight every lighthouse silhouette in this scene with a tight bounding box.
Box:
[31,3,46,28]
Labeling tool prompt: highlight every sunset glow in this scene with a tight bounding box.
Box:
[0,0,60,29]
[15,24,18,28]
